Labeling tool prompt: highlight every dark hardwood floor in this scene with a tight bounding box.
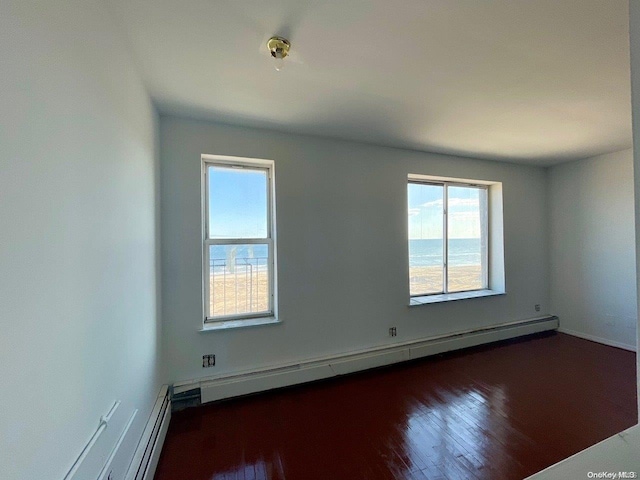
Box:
[155,332,637,480]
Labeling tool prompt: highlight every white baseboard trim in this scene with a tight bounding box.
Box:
[184,316,558,404]
[557,328,637,352]
[125,386,171,480]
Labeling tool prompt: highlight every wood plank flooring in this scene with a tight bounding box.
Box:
[154,332,637,479]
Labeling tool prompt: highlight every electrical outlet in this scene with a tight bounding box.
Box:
[389,327,397,337]
[202,354,216,367]
[535,304,541,312]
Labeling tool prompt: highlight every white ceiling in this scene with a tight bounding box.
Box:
[109,0,632,165]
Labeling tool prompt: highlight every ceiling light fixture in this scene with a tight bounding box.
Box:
[267,36,291,71]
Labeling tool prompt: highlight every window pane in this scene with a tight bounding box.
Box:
[447,186,488,292]
[408,183,444,295]
[208,166,268,239]
[208,244,270,318]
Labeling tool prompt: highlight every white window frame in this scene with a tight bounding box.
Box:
[202,154,277,324]
[408,179,489,297]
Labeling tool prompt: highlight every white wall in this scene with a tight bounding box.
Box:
[549,149,637,351]
[160,116,550,384]
[528,4,640,475]
[631,0,640,418]
[0,2,161,479]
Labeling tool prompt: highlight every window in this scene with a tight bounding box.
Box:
[408,178,489,297]
[203,156,276,323]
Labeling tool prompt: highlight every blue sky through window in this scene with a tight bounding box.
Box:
[208,166,268,239]
[408,183,481,240]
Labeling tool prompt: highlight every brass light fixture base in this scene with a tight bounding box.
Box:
[267,36,291,59]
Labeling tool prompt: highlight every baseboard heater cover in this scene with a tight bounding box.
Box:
[187,316,558,404]
[125,385,171,480]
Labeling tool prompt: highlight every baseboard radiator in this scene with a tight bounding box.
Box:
[174,316,558,405]
[125,386,171,480]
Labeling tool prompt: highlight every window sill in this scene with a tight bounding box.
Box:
[410,289,504,306]
[200,316,281,332]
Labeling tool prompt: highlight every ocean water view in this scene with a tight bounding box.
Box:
[409,238,482,267]
[210,244,268,264]
[409,238,485,294]
[206,239,485,314]
[208,240,482,268]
